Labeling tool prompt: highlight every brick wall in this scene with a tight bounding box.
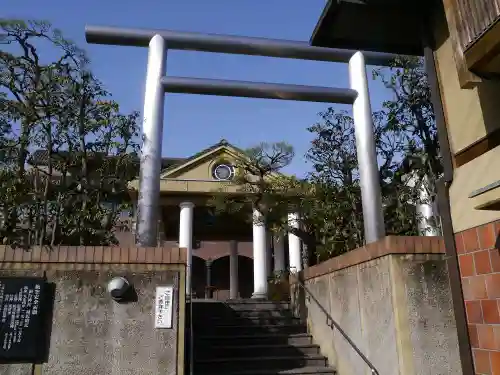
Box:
[0,245,187,266]
[456,219,500,374]
[300,235,445,280]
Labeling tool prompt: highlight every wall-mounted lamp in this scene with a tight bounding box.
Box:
[107,276,133,302]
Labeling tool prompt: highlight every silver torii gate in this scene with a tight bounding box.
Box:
[85,25,394,248]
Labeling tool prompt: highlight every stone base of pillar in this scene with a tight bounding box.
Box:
[251,292,267,299]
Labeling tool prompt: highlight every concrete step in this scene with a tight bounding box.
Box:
[201,367,336,375]
[190,299,289,306]
[195,324,307,335]
[223,299,290,304]
[196,333,313,346]
[224,300,290,311]
[188,300,335,375]
[192,308,296,322]
[189,300,294,325]
[194,344,321,359]
[194,355,328,372]
[189,301,292,322]
[198,316,302,327]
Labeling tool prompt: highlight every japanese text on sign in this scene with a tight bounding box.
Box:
[0,278,45,361]
[155,286,174,329]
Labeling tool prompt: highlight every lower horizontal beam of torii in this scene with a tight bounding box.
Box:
[161,76,358,104]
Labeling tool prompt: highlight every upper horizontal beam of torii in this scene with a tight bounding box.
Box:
[85,25,403,66]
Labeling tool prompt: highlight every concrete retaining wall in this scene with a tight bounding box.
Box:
[0,246,187,375]
[291,236,463,375]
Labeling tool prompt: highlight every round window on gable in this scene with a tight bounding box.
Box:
[212,162,235,181]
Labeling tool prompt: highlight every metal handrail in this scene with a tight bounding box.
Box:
[292,275,380,375]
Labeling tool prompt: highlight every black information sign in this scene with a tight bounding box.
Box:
[0,277,46,362]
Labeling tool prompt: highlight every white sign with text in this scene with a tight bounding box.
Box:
[155,286,174,329]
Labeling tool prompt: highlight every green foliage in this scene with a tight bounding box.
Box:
[0,19,140,247]
[374,56,442,237]
[302,56,441,260]
[209,142,296,231]
[373,56,441,183]
[212,56,441,263]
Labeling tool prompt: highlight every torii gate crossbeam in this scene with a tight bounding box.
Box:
[161,76,358,104]
[85,25,390,250]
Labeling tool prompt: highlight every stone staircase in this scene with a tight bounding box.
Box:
[187,299,336,375]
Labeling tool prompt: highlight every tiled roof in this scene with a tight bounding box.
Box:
[161,139,246,174]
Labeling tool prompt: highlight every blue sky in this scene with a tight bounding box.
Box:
[4,0,392,177]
